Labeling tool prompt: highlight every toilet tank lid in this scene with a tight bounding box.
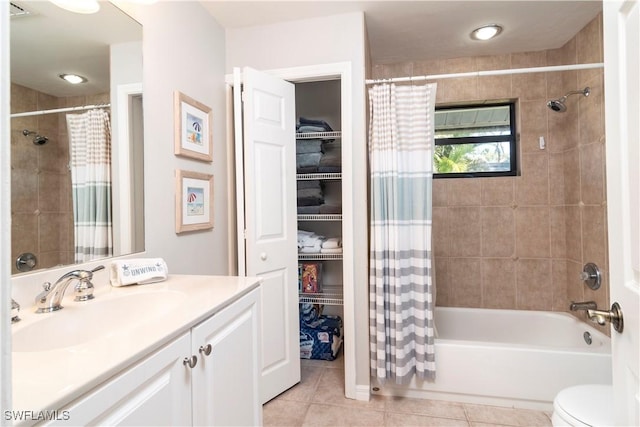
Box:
[555,384,613,426]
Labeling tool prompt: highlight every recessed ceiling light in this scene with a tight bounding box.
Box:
[49,0,100,14]
[59,73,88,84]
[470,24,503,41]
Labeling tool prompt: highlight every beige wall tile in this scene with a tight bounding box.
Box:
[552,259,569,311]
[516,153,549,206]
[577,14,603,64]
[447,179,482,206]
[449,258,482,307]
[39,212,67,252]
[481,177,514,206]
[38,172,65,213]
[434,257,450,307]
[518,100,549,153]
[476,54,511,70]
[10,213,38,274]
[565,206,582,262]
[512,72,547,101]
[566,260,585,306]
[548,101,579,152]
[482,258,516,309]
[441,57,477,73]
[550,206,567,258]
[440,77,478,103]
[511,51,547,68]
[582,205,607,269]
[478,75,511,100]
[516,207,550,258]
[432,179,448,207]
[413,59,442,76]
[516,258,553,310]
[448,207,482,257]
[563,148,581,205]
[481,207,515,257]
[10,168,38,213]
[580,142,605,205]
[10,83,37,114]
[547,37,577,66]
[433,207,450,257]
[578,75,604,146]
[548,154,566,206]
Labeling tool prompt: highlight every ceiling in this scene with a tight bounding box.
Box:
[9,1,141,98]
[9,1,603,99]
[202,0,603,64]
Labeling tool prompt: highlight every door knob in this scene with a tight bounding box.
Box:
[587,302,623,333]
[260,252,267,260]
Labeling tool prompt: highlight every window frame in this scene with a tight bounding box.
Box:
[433,101,518,179]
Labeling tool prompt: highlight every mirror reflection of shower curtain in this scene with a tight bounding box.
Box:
[66,109,113,263]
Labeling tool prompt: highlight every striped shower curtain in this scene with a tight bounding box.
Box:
[368,83,437,384]
[66,109,113,263]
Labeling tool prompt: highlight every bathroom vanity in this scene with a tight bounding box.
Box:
[11,275,262,426]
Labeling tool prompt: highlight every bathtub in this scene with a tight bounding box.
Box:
[372,307,612,411]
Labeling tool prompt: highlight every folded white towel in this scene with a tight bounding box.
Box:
[320,247,343,254]
[322,237,342,249]
[110,258,169,287]
[299,245,322,254]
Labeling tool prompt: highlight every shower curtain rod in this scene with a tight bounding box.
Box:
[10,102,111,118]
[365,62,604,85]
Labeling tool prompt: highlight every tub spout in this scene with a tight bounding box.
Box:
[569,301,597,311]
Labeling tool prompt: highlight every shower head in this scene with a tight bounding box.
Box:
[22,129,48,145]
[547,87,590,113]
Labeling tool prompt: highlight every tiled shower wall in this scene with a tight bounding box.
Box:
[10,83,109,273]
[371,14,608,329]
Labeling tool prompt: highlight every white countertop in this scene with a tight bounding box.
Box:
[11,274,261,422]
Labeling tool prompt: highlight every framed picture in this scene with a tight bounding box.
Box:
[174,91,213,162]
[175,169,214,233]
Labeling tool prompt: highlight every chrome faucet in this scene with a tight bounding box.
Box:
[569,301,597,311]
[11,299,20,323]
[35,265,105,313]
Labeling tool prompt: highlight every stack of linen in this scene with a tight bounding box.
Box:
[296,138,323,173]
[298,230,343,255]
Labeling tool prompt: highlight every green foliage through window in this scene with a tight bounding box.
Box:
[433,103,517,178]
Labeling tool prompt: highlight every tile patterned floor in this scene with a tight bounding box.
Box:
[263,356,553,427]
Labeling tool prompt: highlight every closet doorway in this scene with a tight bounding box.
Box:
[230,62,356,404]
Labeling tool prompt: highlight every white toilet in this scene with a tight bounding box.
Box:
[551,384,614,426]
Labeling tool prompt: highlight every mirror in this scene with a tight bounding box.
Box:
[9,1,144,274]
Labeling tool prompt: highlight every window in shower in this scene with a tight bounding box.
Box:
[433,102,517,178]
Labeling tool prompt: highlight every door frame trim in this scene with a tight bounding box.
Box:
[227,61,359,400]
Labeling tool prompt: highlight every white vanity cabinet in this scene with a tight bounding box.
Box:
[43,288,261,427]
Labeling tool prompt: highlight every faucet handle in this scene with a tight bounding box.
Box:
[74,265,104,302]
[74,280,95,301]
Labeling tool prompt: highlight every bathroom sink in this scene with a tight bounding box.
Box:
[12,290,187,353]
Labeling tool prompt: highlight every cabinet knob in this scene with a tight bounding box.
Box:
[183,355,197,369]
[260,252,267,261]
[199,344,212,356]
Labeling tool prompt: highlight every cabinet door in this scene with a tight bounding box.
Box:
[191,289,262,427]
[48,333,192,426]
[240,66,300,403]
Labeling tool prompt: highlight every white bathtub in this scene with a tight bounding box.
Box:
[373,307,612,411]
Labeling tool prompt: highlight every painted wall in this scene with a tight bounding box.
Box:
[226,12,370,395]
[371,14,607,333]
[118,2,229,276]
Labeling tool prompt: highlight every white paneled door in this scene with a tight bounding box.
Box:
[604,1,640,424]
[237,67,300,403]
